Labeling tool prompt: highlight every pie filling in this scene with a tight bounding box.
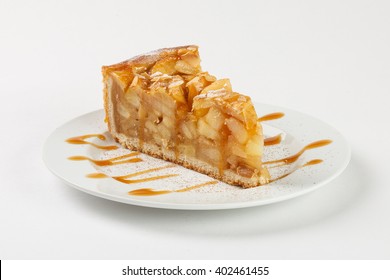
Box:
[102,45,270,188]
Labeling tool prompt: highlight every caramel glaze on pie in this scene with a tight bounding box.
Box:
[102,45,270,188]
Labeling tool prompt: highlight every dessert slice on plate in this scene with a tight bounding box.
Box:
[102,45,269,188]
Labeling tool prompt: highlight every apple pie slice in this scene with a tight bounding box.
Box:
[102,45,269,188]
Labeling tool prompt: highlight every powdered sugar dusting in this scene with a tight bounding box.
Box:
[83,121,314,204]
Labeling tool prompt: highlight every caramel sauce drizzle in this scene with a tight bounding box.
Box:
[116,174,178,184]
[269,159,323,183]
[303,159,323,166]
[129,188,172,196]
[116,164,175,179]
[66,134,118,150]
[258,112,285,122]
[68,152,141,166]
[175,181,218,192]
[264,134,282,146]
[113,165,178,184]
[86,173,108,179]
[86,165,177,184]
[128,181,218,196]
[263,139,332,165]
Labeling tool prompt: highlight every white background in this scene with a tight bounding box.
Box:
[1,0,389,259]
[2,260,390,280]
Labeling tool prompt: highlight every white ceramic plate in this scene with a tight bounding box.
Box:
[43,103,350,210]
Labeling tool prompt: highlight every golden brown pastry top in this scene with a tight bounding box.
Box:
[102,45,200,89]
[102,45,258,128]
